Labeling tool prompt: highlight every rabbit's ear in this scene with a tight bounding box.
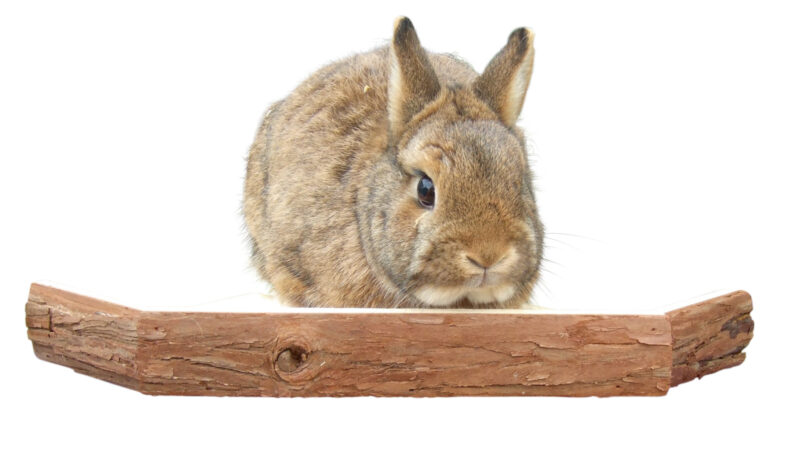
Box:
[388,17,441,141]
[473,28,535,126]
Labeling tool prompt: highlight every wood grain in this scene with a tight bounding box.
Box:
[667,290,754,386]
[25,283,753,397]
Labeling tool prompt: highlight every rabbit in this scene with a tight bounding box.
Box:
[244,17,543,308]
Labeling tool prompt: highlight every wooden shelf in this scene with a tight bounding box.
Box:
[25,283,753,397]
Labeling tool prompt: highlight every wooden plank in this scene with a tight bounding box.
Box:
[26,286,140,391]
[25,283,753,397]
[667,290,754,386]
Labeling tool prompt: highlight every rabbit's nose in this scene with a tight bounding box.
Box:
[465,251,508,271]
[466,255,488,269]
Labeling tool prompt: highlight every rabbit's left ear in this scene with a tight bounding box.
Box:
[473,28,535,126]
[388,17,441,142]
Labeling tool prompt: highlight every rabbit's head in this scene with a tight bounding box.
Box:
[356,18,543,307]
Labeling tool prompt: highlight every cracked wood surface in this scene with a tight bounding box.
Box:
[25,283,752,397]
[667,290,754,386]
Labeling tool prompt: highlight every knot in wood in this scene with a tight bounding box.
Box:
[276,346,309,373]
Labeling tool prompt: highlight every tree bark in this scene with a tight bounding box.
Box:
[25,283,752,397]
[667,290,754,386]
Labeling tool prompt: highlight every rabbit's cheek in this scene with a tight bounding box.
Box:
[519,219,541,255]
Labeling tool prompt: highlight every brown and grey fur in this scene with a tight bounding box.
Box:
[244,17,543,308]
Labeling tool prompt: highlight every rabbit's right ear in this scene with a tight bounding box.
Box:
[473,28,535,127]
[388,17,441,143]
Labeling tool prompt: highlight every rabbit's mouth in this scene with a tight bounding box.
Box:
[465,269,506,288]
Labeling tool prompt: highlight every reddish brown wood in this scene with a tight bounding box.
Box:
[25,283,753,397]
[667,290,754,386]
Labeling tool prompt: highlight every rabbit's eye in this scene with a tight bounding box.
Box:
[417,174,435,208]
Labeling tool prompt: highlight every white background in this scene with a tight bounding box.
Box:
[2,0,798,452]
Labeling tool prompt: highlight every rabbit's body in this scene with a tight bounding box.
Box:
[245,18,543,308]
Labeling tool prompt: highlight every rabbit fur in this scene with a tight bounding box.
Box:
[244,17,543,308]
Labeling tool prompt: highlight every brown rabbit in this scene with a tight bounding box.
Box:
[244,17,543,308]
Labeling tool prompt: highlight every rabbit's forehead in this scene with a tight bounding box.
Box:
[401,120,527,180]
